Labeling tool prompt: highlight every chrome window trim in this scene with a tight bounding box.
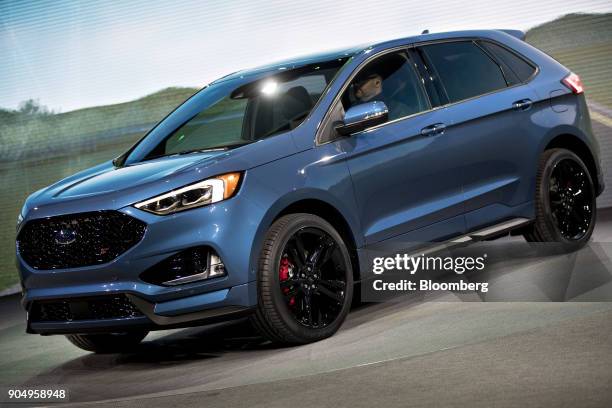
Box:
[315,36,540,145]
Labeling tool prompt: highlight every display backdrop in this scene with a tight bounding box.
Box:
[1,1,612,291]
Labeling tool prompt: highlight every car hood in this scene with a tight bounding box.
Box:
[55,153,224,198]
[23,133,299,219]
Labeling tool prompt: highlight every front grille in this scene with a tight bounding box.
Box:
[17,211,146,269]
[30,295,144,322]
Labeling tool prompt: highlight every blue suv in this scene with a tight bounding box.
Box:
[16,29,604,352]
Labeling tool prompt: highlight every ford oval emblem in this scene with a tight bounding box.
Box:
[54,229,77,245]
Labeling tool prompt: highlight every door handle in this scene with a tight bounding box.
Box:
[512,99,533,111]
[420,123,446,137]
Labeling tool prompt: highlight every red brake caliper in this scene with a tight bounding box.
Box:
[279,255,296,307]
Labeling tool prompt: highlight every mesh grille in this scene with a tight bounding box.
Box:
[30,295,144,322]
[17,211,146,269]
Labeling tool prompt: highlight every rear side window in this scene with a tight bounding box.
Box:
[420,41,507,103]
[479,41,536,83]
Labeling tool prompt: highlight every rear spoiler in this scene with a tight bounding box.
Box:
[497,29,526,41]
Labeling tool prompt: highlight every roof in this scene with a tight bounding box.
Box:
[211,44,367,85]
[211,29,524,85]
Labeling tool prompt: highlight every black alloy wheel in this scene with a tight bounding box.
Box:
[524,148,596,251]
[278,227,348,329]
[250,213,353,344]
[548,157,594,240]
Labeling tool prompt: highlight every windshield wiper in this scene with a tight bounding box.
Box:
[175,141,254,156]
[177,147,228,155]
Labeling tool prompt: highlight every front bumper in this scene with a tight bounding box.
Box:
[26,281,257,335]
[17,195,266,335]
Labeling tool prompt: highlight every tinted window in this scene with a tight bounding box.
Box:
[247,73,329,141]
[141,61,346,160]
[163,97,247,155]
[411,49,448,107]
[342,51,429,121]
[420,41,507,103]
[480,41,536,83]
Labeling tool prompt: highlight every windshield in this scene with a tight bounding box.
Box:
[127,59,347,163]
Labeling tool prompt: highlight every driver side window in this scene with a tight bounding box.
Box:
[319,50,430,144]
[342,51,429,121]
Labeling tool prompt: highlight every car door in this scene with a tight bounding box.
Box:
[320,49,466,245]
[416,40,540,232]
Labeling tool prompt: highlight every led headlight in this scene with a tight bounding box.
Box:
[134,172,241,215]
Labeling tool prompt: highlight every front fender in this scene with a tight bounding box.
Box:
[242,144,363,281]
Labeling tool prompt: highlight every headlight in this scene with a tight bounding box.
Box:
[134,172,241,215]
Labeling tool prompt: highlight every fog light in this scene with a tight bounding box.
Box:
[139,247,226,286]
[208,254,225,278]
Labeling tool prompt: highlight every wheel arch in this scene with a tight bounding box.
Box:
[275,199,361,281]
[542,132,601,194]
[250,192,364,283]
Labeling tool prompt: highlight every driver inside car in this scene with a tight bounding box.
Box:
[352,69,415,120]
[354,73,384,102]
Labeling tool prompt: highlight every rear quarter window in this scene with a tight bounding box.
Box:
[420,41,508,103]
[479,41,537,83]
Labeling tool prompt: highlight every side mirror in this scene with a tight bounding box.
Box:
[335,101,389,136]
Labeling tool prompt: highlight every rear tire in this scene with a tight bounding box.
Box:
[524,148,596,252]
[250,213,353,345]
[65,331,148,353]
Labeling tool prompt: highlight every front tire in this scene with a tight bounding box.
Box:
[524,148,596,251]
[250,213,354,345]
[65,331,148,353]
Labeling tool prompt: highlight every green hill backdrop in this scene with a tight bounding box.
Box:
[526,13,612,108]
[1,12,611,165]
[0,87,198,163]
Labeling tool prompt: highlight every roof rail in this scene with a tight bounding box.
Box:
[497,29,526,41]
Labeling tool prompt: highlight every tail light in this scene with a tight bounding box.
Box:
[562,72,584,94]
